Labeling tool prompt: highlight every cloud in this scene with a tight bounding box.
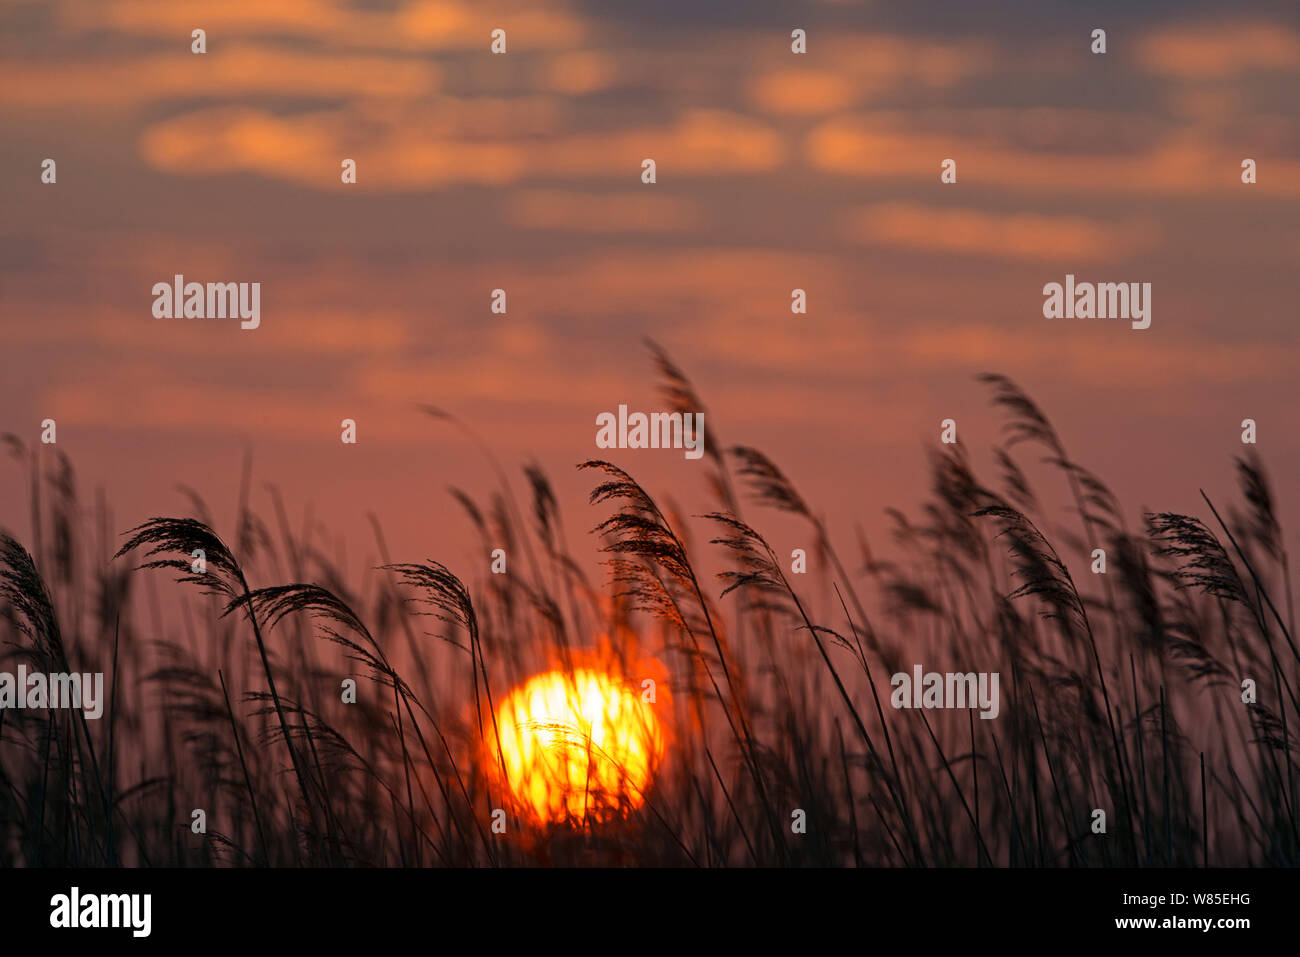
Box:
[807,114,1300,196]
[1139,21,1300,78]
[843,203,1162,261]
[0,46,439,111]
[139,106,784,188]
[138,106,527,187]
[822,34,993,88]
[893,323,1296,389]
[542,51,619,94]
[507,190,698,232]
[749,70,858,116]
[748,35,992,115]
[44,369,396,440]
[63,0,586,52]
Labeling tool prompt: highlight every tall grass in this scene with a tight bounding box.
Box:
[0,355,1295,866]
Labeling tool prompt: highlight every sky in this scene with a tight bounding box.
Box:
[1,0,1298,585]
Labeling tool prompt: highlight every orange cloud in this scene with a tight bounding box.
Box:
[748,35,991,116]
[543,52,618,95]
[556,109,785,176]
[823,34,993,88]
[63,0,585,52]
[1139,21,1300,78]
[0,46,439,110]
[139,106,528,186]
[894,324,1296,389]
[139,107,784,188]
[807,114,1300,196]
[750,70,858,115]
[844,203,1162,261]
[508,190,698,232]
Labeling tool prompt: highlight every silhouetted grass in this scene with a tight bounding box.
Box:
[0,353,1295,866]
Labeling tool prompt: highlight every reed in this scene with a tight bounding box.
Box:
[0,352,1294,867]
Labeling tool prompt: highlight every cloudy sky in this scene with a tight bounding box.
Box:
[2,0,1297,577]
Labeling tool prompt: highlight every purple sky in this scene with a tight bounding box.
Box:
[2,0,1297,587]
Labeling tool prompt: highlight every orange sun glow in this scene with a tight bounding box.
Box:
[490,668,665,826]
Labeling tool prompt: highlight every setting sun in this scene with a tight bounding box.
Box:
[490,668,665,826]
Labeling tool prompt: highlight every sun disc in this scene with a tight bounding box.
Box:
[490,668,665,826]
